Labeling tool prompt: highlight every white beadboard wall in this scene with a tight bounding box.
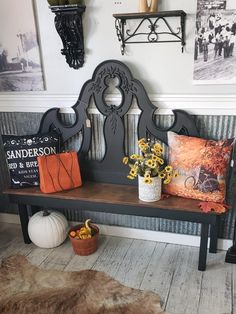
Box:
[0,94,236,116]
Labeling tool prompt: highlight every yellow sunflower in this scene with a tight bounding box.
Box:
[145,159,153,167]
[159,172,166,179]
[122,156,129,164]
[165,165,173,173]
[156,157,164,165]
[144,172,151,179]
[127,175,135,180]
[150,162,157,169]
[139,143,146,152]
[164,178,171,184]
[130,168,137,176]
[151,155,158,161]
[144,177,153,184]
[173,171,178,178]
[138,138,145,144]
[154,143,163,152]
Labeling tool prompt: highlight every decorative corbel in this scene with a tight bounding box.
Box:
[50,4,86,69]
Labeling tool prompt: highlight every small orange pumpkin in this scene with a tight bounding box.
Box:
[69,231,77,238]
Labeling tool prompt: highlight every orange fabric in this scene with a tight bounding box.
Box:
[37,151,82,193]
[164,132,234,203]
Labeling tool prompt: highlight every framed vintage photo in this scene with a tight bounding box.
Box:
[193,0,236,84]
[0,0,45,91]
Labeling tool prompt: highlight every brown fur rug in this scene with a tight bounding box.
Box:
[0,255,167,314]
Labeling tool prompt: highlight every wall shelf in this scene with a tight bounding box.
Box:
[50,4,86,69]
[113,10,186,55]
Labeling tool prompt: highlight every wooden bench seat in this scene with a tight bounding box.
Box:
[4,182,215,213]
[4,182,221,271]
[3,60,229,271]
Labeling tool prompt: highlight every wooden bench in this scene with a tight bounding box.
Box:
[3,60,227,271]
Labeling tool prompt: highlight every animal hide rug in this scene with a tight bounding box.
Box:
[0,255,167,314]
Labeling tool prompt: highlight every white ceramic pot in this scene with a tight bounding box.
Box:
[138,175,161,202]
[28,210,68,248]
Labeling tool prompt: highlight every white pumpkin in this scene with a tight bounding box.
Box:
[28,210,68,248]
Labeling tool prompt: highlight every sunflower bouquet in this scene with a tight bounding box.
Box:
[123,138,177,184]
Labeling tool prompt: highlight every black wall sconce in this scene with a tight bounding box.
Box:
[49,4,86,69]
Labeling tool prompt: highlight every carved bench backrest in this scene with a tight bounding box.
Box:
[39,60,199,184]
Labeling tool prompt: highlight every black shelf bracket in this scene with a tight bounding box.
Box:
[113,10,186,55]
[50,4,86,69]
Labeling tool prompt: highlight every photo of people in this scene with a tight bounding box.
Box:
[193,0,236,84]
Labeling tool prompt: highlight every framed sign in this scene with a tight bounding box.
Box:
[0,0,45,91]
[193,0,236,84]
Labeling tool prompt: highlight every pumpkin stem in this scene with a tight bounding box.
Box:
[43,209,50,216]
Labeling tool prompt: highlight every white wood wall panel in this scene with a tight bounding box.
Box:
[1,94,236,115]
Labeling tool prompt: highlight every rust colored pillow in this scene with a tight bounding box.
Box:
[164,132,234,203]
[37,151,82,193]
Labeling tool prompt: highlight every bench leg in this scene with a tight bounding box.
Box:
[198,223,209,271]
[225,214,236,263]
[18,204,31,244]
[30,205,41,216]
[209,216,220,253]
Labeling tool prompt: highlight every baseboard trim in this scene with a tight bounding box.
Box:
[0,213,21,224]
[0,213,232,251]
[93,223,232,251]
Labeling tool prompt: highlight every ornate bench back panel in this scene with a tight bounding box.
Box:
[39,60,199,184]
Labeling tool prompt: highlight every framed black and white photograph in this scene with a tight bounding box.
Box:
[193,0,236,84]
[0,0,45,91]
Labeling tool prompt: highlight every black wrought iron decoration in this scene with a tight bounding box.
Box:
[113,10,186,55]
[50,5,86,69]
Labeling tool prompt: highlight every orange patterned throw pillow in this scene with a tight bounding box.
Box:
[164,132,234,203]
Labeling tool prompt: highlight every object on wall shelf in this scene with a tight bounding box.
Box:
[139,0,158,13]
[49,4,86,69]
[113,10,186,55]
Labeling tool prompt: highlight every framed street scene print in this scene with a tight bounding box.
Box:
[0,0,45,91]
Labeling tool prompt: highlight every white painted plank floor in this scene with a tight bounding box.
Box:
[0,222,235,314]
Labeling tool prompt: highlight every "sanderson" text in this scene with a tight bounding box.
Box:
[6,147,57,160]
